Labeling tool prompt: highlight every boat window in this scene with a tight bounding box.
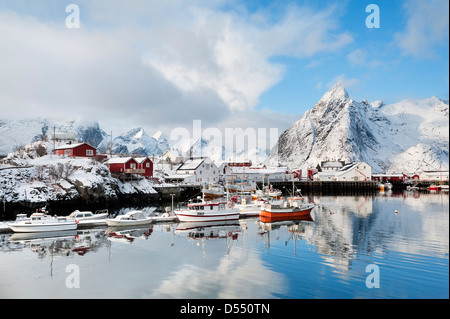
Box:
[210,205,214,210]
[199,206,204,210]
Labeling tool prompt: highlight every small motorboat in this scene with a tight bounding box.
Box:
[7,212,78,233]
[69,209,108,220]
[105,210,152,227]
[260,197,315,223]
[428,184,441,191]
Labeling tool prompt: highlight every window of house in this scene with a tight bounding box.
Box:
[146,162,150,168]
[86,149,94,156]
[130,163,136,169]
[65,149,71,155]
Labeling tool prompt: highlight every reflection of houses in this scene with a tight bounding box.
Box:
[54,142,97,158]
[315,162,371,181]
[175,157,219,184]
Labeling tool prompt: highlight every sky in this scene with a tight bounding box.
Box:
[0,0,448,140]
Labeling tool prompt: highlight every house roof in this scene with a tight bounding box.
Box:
[105,157,137,164]
[177,158,206,171]
[134,157,151,163]
[54,142,95,150]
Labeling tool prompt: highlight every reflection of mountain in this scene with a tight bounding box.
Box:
[307,193,449,273]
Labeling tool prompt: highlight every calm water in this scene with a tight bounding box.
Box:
[0,192,448,299]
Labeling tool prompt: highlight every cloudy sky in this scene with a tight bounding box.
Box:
[0,0,448,138]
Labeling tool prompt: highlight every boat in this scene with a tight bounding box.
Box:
[428,184,441,191]
[260,197,315,223]
[203,185,225,200]
[105,210,152,227]
[7,212,78,233]
[226,182,255,194]
[251,186,282,201]
[69,209,108,220]
[174,200,240,222]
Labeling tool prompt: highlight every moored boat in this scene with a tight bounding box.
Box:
[105,210,152,227]
[7,212,78,233]
[428,184,441,191]
[203,185,225,200]
[175,200,240,222]
[69,209,109,220]
[260,197,315,223]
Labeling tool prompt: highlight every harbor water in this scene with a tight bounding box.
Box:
[0,192,448,299]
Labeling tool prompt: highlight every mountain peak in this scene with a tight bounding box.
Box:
[320,84,349,103]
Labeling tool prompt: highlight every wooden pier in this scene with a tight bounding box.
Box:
[260,180,380,195]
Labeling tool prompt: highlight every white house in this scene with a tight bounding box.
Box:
[220,161,288,183]
[419,170,449,182]
[161,149,184,164]
[315,162,371,181]
[176,157,219,184]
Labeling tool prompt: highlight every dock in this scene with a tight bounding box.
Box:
[262,180,380,195]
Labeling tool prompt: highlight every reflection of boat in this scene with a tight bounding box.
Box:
[175,200,239,222]
[175,220,241,240]
[7,213,78,233]
[105,210,152,227]
[8,230,78,242]
[441,184,449,191]
[260,197,315,223]
[428,184,441,191]
[106,227,153,243]
[203,185,225,200]
[69,209,108,220]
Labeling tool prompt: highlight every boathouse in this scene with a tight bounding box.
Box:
[135,157,153,177]
[105,157,143,174]
[54,142,97,158]
[315,162,371,182]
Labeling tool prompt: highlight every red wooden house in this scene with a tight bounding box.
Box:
[135,157,153,177]
[105,157,140,173]
[54,142,97,158]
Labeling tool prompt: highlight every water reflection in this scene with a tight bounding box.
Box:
[0,192,448,298]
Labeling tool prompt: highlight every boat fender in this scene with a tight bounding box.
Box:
[75,220,79,224]
[228,202,232,208]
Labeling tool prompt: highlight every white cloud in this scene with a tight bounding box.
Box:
[329,74,360,90]
[347,49,383,68]
[0,0,353,135]
[395,0,449,58]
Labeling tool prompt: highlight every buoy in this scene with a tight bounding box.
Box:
[395,210,398,215]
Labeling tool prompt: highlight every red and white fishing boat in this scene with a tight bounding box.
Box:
[175,200,240,222]
[260,197,315,223]
[428,184,441,191]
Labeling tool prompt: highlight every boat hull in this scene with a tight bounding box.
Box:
[260,206,314,223]
[105,218,152,227]
[175,210,240,223]
[7,222,77,233]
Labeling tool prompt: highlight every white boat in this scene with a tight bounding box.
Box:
[175,200,240,222]
[7,212,78,233]
[105,210,152,227]
[69,209,108,220]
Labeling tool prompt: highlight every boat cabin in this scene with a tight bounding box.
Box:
[187,201,228,211]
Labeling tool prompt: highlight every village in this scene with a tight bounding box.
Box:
[49,136,450,192]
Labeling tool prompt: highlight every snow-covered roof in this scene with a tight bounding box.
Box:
[134,157,151,163]
[105,157,136,164]
[177,158,206,170]
[54,142,93,150]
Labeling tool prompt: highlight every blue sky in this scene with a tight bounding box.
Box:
[0,0,448,136]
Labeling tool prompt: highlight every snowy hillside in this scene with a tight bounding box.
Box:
[0,118,108,156]
[268,84,449,173]
[0,140,157,206]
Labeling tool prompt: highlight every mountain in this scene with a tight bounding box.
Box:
[97,127,170,157]
[0,118,108,156]
[268,84,449,173]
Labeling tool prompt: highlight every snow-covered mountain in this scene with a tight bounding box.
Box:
[268,84,449,173]
[0,118,108,156]
[97,128,170,157]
